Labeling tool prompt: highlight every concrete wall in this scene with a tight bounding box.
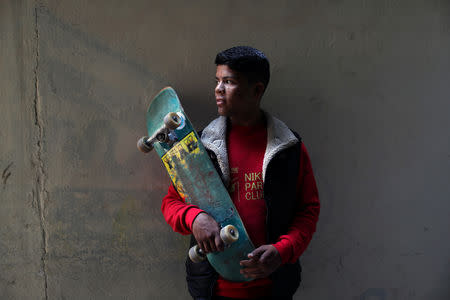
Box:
[1,0,449,299]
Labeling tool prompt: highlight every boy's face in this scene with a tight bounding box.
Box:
[214,65,260,121]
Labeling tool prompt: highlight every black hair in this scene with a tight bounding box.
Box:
[215,46,270,90]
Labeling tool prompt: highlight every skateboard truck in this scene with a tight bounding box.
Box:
[137,112,182,153]
[188,225,239,263]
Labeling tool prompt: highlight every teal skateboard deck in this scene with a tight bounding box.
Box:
[138,87,254,282]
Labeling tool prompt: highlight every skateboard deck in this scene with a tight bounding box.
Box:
[140,87,254,282]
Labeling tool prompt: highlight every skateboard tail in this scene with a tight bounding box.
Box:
[146,87,182,139]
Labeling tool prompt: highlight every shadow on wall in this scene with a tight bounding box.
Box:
[35,4,189,293]
[37,3,171,189]
[358,288,387,300]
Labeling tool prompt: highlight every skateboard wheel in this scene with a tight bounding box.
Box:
[137,136,153,153]
[189,245,206,263]
[220,225,239,245]
[164,112,182,130]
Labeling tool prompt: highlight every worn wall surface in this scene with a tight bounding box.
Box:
[0,1,47,299]
[1,0,449,299]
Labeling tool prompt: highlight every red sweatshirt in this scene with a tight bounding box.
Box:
[161,124,320,299]
[215,123,271,298]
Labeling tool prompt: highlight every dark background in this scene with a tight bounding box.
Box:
[1,0,449,299]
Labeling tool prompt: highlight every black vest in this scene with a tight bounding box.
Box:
[186,130,303,299]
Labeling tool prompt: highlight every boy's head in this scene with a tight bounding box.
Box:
[215,46,270,91]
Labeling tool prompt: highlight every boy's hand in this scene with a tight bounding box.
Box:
[192,213,224,254]
[239,245,282,279]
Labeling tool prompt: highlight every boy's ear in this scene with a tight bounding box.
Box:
[254,82,265,99]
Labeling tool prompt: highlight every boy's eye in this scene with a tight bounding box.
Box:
[215,79,233,85]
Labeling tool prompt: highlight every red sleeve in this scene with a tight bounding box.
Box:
[273,143,320,264]
[161,184,206,235]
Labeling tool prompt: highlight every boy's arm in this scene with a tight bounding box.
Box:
[273,143,321,264]
[161,184,205,235]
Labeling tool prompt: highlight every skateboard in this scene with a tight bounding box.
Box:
[137,87,254,282]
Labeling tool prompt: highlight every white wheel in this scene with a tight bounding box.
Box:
[220,225,239,245]
[164,112,182,130]
[137,136,153,153]
[188,245,206,263]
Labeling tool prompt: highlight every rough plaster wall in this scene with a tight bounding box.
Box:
[0,0,46,299]
[1,0,449,299]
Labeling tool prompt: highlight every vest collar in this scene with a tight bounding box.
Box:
[200,112,299,185]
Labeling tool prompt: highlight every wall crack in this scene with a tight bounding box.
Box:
[34,3,49,300]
